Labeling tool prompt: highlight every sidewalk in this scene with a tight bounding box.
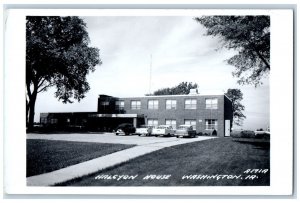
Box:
[27,136,216,186]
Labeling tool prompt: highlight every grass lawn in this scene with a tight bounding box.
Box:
[27,139,135,177]
[57,137,270,186]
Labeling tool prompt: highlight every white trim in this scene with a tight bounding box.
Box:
[94,114,138,118]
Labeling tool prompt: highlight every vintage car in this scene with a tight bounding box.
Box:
[254,129,270,135]
[135,125,154,136]
[175,125,197,138]
[152,125,176,137]
[115,123,136,136]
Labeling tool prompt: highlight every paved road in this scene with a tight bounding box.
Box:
[27,133,217,186]
[27,133,216,146]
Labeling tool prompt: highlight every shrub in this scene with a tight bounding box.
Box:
[230,131,240,137]
[231,130,255,138]
[241,130,255,138]
[255,133,270,139]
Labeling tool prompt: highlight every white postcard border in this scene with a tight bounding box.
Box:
[3,9,294,195]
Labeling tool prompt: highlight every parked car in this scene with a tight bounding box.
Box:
[254,128,270,139]
[135,125,154,136]
[175,125,197,138]
[115,123,136,135]
[152,125,176,137]
[254,129,270,135]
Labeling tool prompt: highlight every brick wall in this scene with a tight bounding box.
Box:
[120,95,228,137]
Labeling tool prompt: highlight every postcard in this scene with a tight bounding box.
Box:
[3,8,294,196]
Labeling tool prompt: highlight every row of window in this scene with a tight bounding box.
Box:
[41,117,218,130]
[112,98,218,110]
[140,99,217,110]
[147,119,218,130]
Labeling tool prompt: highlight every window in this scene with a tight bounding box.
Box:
[50,118,58,124]
[40,117,48,124]
[206,98,218,109]
[115,100,125,110]
[99,100,110,111]
[166,119,176,129]
[131,100,141,110]
[205,119,218,130]
[147,119,158,128]
[148,100,159,109]
[185,99,197,109]
[184,119,197,130]
[166,99,177,109]
[101,101,109,106]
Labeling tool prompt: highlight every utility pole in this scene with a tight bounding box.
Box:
[149,54,152,95]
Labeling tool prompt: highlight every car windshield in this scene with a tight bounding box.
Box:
[178,126,188,129]
[158,126,167,129]
[139,125,148,128]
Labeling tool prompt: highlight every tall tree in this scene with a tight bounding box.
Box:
[147,82,198,96]
[195,16,270,87]
[26,16,101,129]
[225,88,246,126]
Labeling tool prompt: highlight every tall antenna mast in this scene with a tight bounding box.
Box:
[149,54,152,95]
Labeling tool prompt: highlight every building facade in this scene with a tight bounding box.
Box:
[40,92,233,137]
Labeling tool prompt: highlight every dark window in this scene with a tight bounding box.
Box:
[115,100,125,110]
[205,119,218,130]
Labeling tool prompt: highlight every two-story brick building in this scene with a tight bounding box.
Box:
[40,90,233,137]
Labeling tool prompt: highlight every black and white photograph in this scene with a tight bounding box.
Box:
[3,7,294,196]
[25,14,271,187]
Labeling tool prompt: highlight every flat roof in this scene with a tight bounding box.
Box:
[97,93,232,103]
[120,94,225,99]
[115,94,232,102]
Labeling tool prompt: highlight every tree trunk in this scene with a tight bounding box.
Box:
[28,91,37,131]
[26,99,29,126]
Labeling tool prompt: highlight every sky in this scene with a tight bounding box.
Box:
[34,16,270,130]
